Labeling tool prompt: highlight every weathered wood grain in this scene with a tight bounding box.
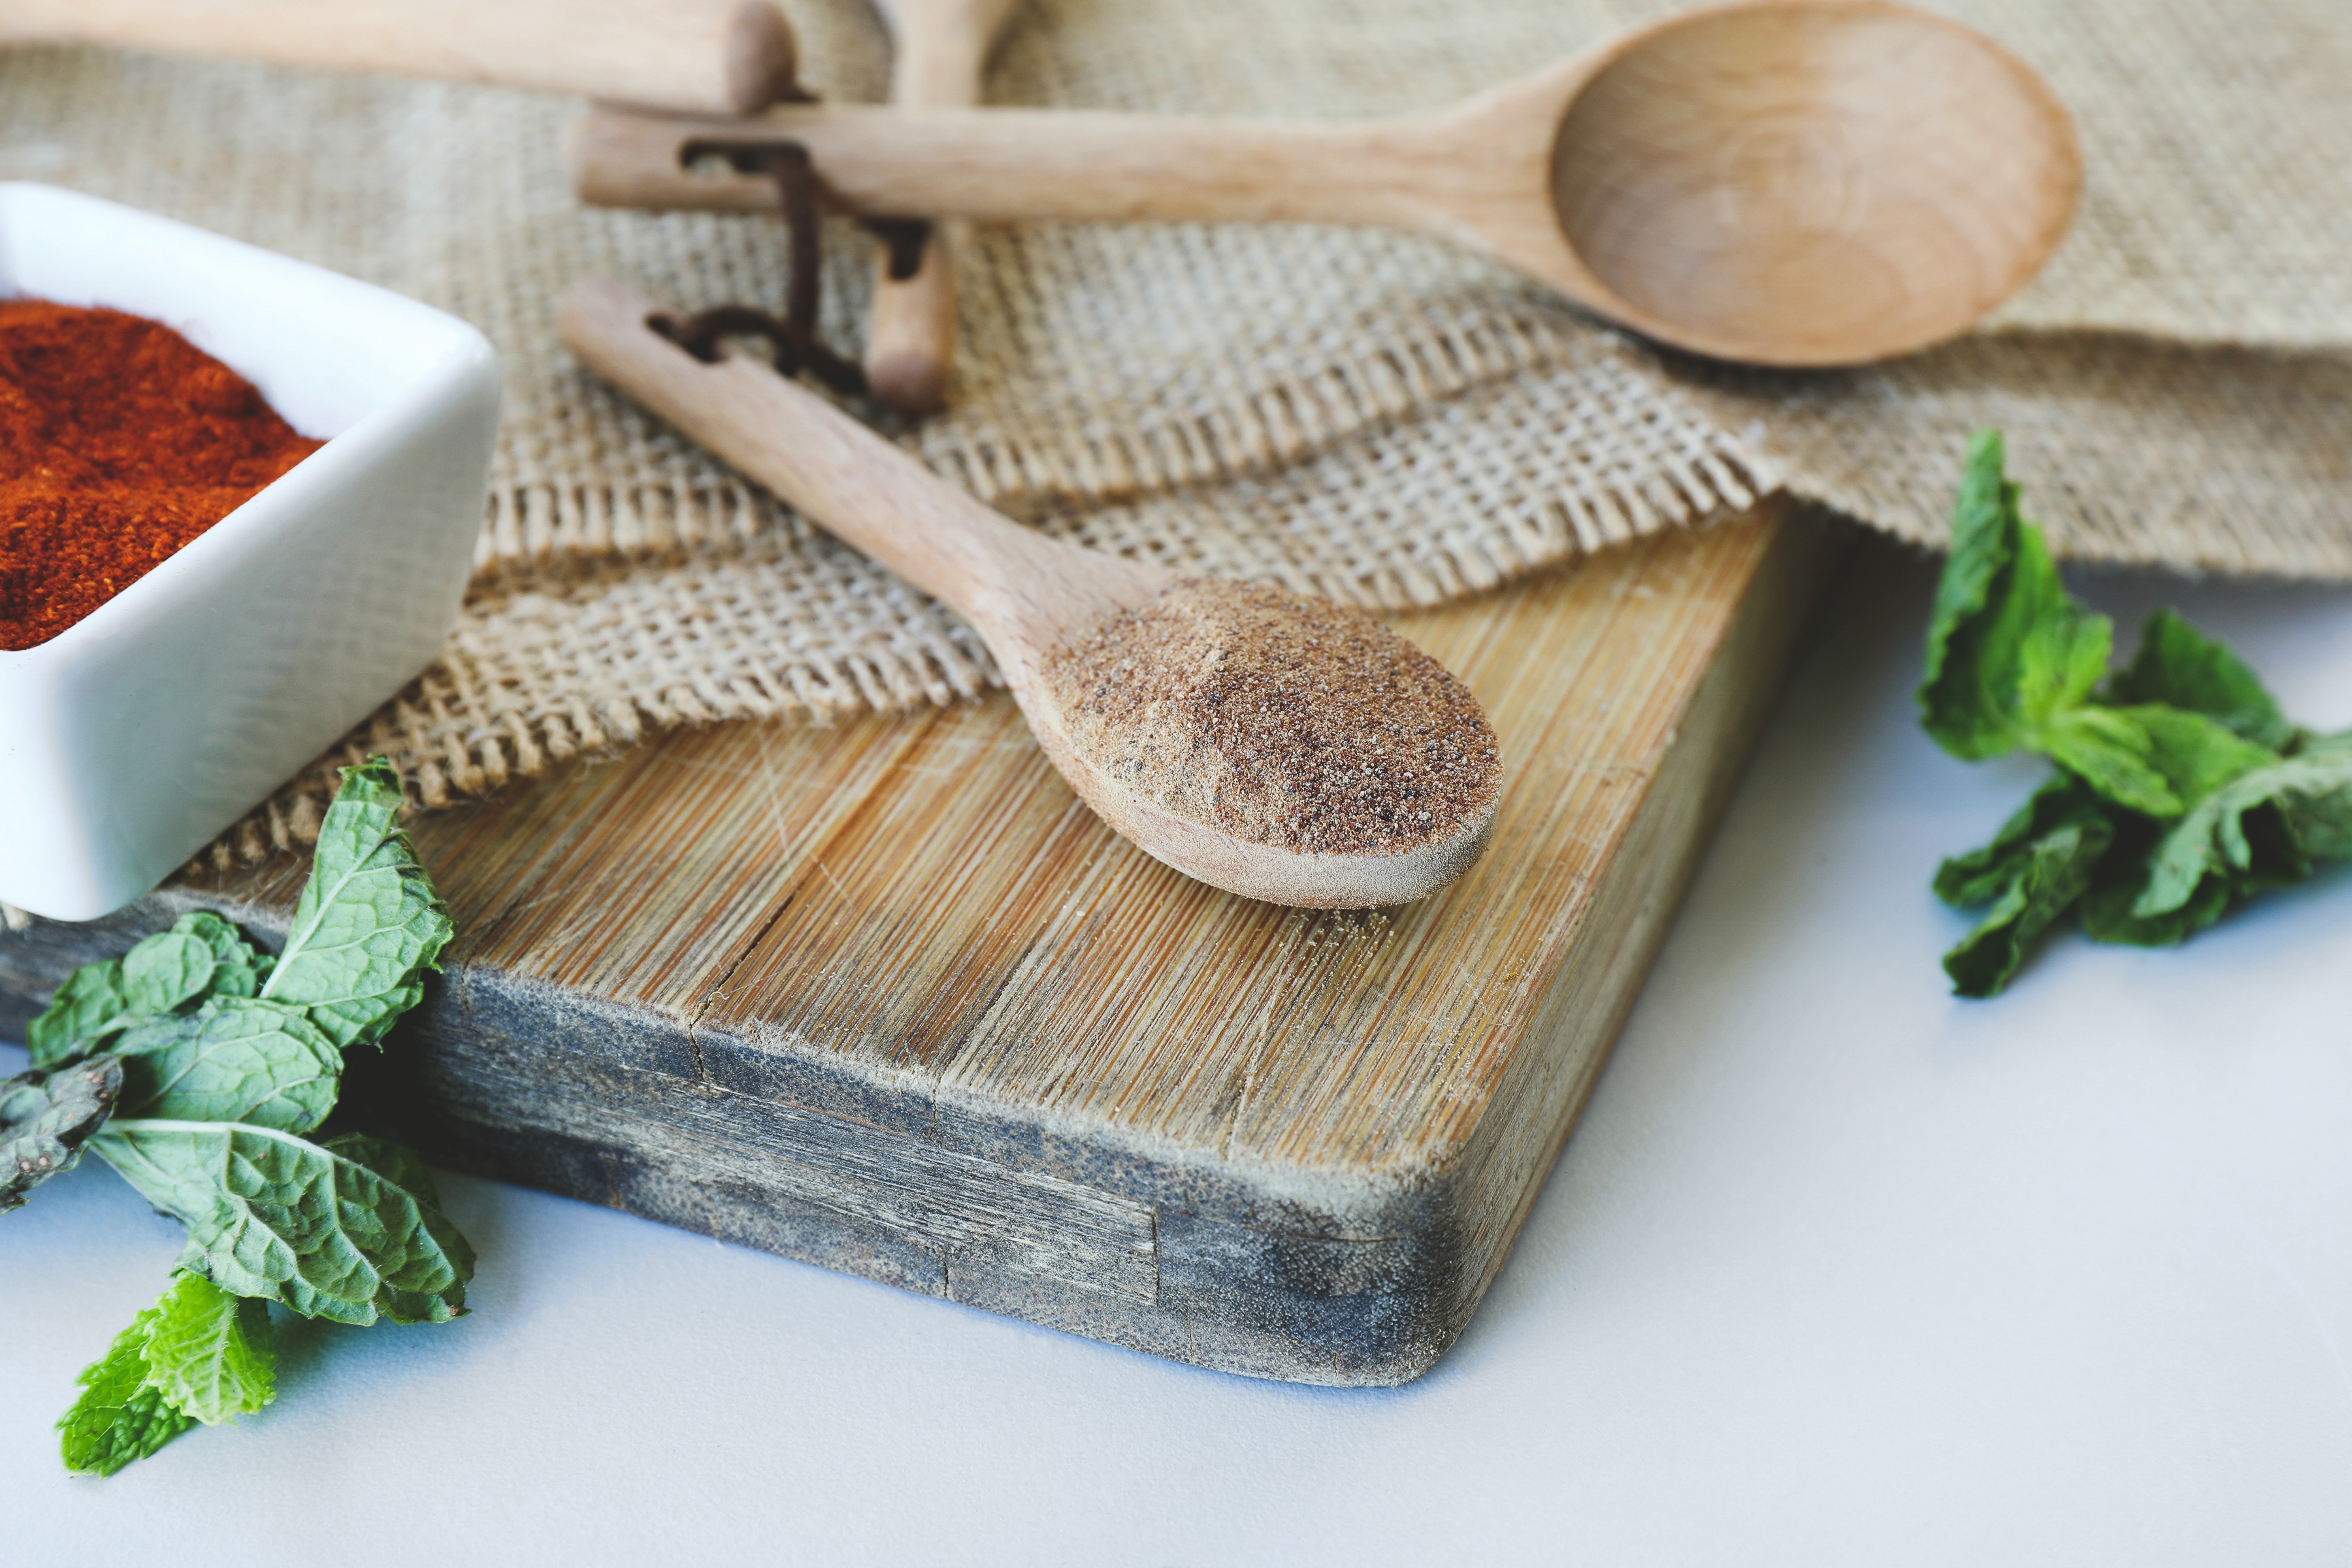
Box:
[0,498,1838,1383]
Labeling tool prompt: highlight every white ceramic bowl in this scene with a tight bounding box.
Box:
[0,184,498,921]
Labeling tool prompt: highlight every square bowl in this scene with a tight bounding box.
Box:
[0,183,498,921]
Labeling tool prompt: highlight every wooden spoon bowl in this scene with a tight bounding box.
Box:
[570,0,2080,366]
[1537,1,2079,363]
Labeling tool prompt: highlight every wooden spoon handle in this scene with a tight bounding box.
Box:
[2,0,800,115]
[572,103,1436,229]
[556,277,1158,639]
[860,1,1019,414]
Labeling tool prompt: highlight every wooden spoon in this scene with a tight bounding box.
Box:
[862,0,1024,413]
[569,0,2080,367]
[1,0,802,116]
[558,276,1501,908]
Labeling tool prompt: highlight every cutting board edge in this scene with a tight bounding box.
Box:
[0,502,1848,1387]
[1435,499,1846,1343]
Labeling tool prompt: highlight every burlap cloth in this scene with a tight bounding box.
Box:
[3,0,2349,862]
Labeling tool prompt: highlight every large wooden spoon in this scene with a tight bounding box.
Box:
[1,0,801,116]
[559,276,1501,908]
[862,0,1024,413]
[570,0,2080,367]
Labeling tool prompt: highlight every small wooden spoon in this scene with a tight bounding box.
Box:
[558,276,1501,907]
[1,0,801,116]
[862,0,1024,413]
[570,0,2080,367]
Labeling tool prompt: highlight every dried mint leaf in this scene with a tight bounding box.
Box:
[1,1054,123,1213]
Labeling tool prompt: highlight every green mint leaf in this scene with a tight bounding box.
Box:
[1935,775,2115,907]
[2135,742,2352,919]
[2034,706,2180,816]
[2110,608,2298,751]
[261,758,453,1050]
[321,1131,444,1207]
[56,1302,195,1477]
[319,1134,472,1322]
[118,929,218,1017]
[139,1271,276,1426]
[2132,704,2284,806]
[174,911,275,998]
[114,998,342,1134]
[2029,703,2279,821]
[1921,431,2349,994]
[2001,531,2112,731]
[1941,809,2116,998]
[2,1054,123,1213]
[1918,431,2115,762]
[2080,867,2241,947]
[25,915,270,1069]
[2270,731,2352,860]
[91,1119,474,1326]
[26,962,131,1068]
[1919,430,2020,756]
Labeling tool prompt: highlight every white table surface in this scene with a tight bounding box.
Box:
[8,534,2352,1566]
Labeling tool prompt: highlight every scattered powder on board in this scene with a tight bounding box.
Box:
[1042,578,1501,856]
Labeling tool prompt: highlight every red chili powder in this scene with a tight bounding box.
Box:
[1,301,325,651]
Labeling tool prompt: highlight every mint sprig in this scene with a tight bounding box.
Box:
[54,1271,276,1477]
[56,1299,199,1477]
[1923,434,2352,995]
[3,757,468,1473]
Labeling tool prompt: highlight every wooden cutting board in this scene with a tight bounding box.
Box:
[0,498,1836,1385]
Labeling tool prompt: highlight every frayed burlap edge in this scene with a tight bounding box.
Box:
[187,320,2352,872]
[191,340,1782,868]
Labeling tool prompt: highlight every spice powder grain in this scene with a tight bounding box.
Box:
[1,301,324,651]
[1042,578,1501,857]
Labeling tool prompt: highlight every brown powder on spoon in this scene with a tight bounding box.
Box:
[1041,578,1501,857]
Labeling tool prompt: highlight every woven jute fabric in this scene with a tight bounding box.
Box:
[2,0,2348,864]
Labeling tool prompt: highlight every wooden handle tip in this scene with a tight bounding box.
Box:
[723,1,800,113]
[863,348,949,416]
[557,276,664,365]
